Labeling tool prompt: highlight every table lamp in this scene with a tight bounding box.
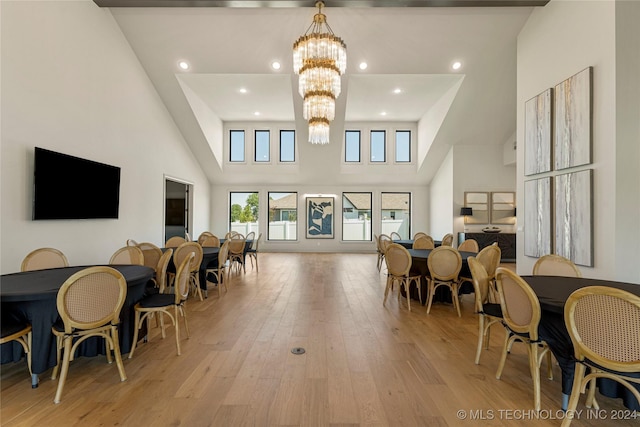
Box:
[460,207,473,231]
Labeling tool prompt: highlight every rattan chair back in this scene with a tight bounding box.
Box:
[378,234,392,254]
[427,246,462,281]
[468,256,491,313]
[173,242,203,275]
[201,235,220,247]
[197,232,214,245]
[165,236,186,248]
[533,254,581,277]
[441,233,454,247]
[137,242,162,270]
[495,268,540,339]
[155,248,173,294]
[109,246,144,266]
[413,235,434,250]
[476,244,501,280]
[458,239,479,253]
[413,232,428,240]
[21,248,69,272]
[390,231,402,241]
[384,243,412,277]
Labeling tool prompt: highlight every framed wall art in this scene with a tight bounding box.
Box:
[306,196,334,239]
[554,67,592,170]
[524,88,552,175]
[524,177,552,257]
[554,169,593,266]
[463,192,489,224]
[490,192,516,225]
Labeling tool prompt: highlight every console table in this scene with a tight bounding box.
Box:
[457,232,516,262]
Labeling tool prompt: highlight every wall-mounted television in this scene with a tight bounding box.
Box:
[32,147,121,220]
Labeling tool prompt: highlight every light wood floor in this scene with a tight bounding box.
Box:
[1,253,636,426]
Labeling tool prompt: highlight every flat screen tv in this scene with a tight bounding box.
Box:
[33,147,121,220]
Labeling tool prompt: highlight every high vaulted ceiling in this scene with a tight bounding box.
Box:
[97,1,545,185]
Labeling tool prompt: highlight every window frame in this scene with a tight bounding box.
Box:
[344,130,361,163]
[267,191,298,241]
[229,129,245,163]
[395,130,411,163]
[279,130,296,163]
[254,130,270,163]
[229,191,260,236]
[342,192,372,242]
[380,192,411,239]
[370,130,386,163]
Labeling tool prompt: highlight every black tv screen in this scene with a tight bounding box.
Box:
[33,147,121,220]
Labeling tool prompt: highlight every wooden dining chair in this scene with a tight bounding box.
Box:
[426,246,462,317]
[440,233,454,247]
[129,253,193,359]
[21,247,69,272]
[173,242,204,301]
[533,254,581,277]
[389,231,402,241]
[383,243,422,311]
[109,246,144,266]
[206,241,231,297]
[494,267,554,411]
[246,232,261,272]
[458,239,479,253]
[197,231,214,245]
[228,237,247,274]
[476,243,502,302]
[137,242,163,271]
[51,266,128,404]
[377,234,392,272]
[165,236,186,248]
[0,320,33,387]
[468,256,504,365]
[413,232,429,240]
[412,235,434,250]
[561,286,640,427]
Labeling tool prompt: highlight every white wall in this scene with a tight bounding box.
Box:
[0,1,210,273]
[429,148,454,240]
[452,144,517,239]
[516,1,639,282]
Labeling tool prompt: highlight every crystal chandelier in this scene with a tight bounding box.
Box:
[293,1,346,145]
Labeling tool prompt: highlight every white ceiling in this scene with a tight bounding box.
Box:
[104,4,537,184]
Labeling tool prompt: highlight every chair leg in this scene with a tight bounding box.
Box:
[528,343,542,411]
[475,315,485,364]
[451,283,461,317]
[561,363,587,427]
[192,274,203,301]
[128,309,142,359]
[51,334,62,380]
[174,305,181,356]
[496,332,513,379]
[426,280,436,314]
[403,279,411,312]
[181,304,190,338]
[110,326,127,382]
[383,275,393,306]
[54,337,73,404]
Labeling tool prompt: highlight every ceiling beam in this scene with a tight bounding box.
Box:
[94,0,549,8]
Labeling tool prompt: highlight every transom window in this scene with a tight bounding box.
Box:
[280,130,295,162]
[345,130,361,162]
[230,130,245,162]
[395,130,411,162]
[370,130,386,162]
[255,130,270,162]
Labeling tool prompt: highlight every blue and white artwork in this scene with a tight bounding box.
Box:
[306,197,334,238]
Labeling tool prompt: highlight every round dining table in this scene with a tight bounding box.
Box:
[522,275,640,411]
[1,265,154,386]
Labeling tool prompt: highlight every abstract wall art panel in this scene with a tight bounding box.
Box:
[524,88,552,175]
[554,67,592,170]
[524,177,552,257]
[306,196,334,239]
[463,192,489,224]
[554,169,593,266]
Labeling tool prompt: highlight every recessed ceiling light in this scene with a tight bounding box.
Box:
[178,61,189,70]
[452,61,462,70]
[271,61,281,70]
[359,62,368,70]
[380,111,387,116]
[393,88,402,94]
[239,88,247,94]
[254,111,261,116]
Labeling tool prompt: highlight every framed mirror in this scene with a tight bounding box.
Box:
[491,192,516,224]
[463,192,489,224]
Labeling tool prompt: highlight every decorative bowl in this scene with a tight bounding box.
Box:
[482,227,502,233]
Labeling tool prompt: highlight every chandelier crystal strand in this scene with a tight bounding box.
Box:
[293,1,346,145]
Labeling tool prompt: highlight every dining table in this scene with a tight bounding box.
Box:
[394,239,442,250]
[0,264,154,387]
[404,248,476,304]
[522,275,640,411]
